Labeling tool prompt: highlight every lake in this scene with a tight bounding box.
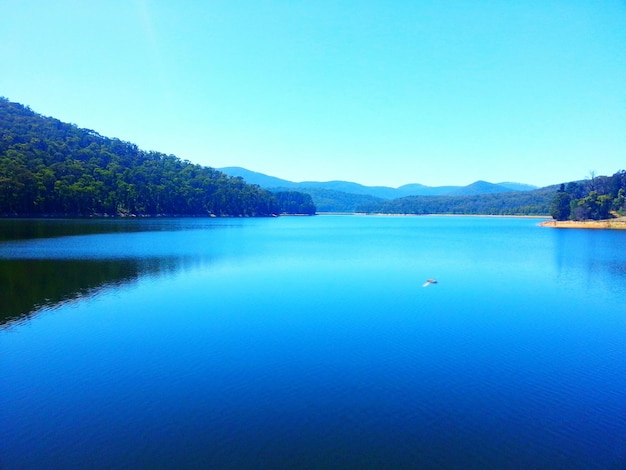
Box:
[1,216,625,469]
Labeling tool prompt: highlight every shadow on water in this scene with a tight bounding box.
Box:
[0,218,147,242]
[0,218,234,327]
[0,217,223,242]
[0,257,180,328]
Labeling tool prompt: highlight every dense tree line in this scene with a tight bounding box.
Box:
[0,98,315,216]
[549,171,626,221]
[272,191,316,215]
[356,186,556,215]
[271,186,384,212]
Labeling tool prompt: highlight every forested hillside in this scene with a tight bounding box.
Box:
[270,186,384,212]
[549,172,625,220]
[0,98,314,216]
[356,171,625,217]
[357,186,557,215]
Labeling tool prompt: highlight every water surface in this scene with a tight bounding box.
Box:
[1,216,625,468]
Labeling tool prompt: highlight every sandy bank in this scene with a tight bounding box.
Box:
[540,218,626,230]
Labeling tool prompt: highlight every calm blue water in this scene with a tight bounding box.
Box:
[1,216,625,469]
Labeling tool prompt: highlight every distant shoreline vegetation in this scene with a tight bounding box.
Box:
[0,98,315,218]
[239,173,625,220]
[353,173,625,219]
[353,189,555,216]
[219,167,552,215]
[2,97,623,221]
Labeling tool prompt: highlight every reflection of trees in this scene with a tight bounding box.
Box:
[0,219,231,327]
[0,219,148,242]
[0,258,174,327]
[552,230,626,290]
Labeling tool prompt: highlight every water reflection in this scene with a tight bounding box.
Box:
[0,218,163,242]
[0,257,183,328]
[0,217,246,242]
[551,228,626,290]
[0,218,238,326]
[3,216,626,469]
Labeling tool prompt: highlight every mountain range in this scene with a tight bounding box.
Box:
[219,167,537,199]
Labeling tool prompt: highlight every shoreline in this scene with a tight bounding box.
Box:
[539,219,626,230]
[319,212,550,219]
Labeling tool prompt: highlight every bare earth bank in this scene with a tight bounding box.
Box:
[540,217,626,230]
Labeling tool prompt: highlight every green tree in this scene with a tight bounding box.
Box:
[550,185,572,220]
[612,189,625,213]
[274,191,316,215]
[572,191,612,221]
[0,98,285,217]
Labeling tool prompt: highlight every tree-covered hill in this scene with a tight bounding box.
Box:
[0,98,314,217]
[356,186,558,216]
[356,171,625,217]
[218,167,543,213]
[549,171,625,221]
[269,186,384,213]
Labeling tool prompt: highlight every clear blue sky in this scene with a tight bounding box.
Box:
[1,1,624,188]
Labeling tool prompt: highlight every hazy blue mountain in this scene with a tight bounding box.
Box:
[291,181,406,199]
[497,182,539,192]
[218,168,400,198]
[446,180,516,196]
[395,184,460,197]
[219,167,298,189]
[218,167,536,199]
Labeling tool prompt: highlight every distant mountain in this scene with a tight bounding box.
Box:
[395,183,459,197]
[292,181,409,199]
[219,167,298,189]
[498,182,539,192]
[446,180,516,196]
[218,167,537,199]
[219,167,398,197]
[218,167,542,213]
